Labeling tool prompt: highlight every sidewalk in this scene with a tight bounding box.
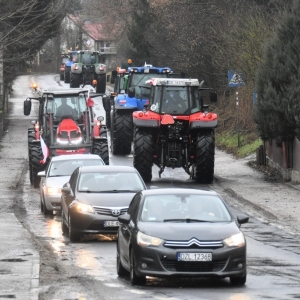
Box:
[0,75,39,300]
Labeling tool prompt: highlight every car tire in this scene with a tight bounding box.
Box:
[130,250,146,285]
[41,194,53,216]
[68,214,81,242]
[61,209,68,235]
[230,274,246,286]
[116,246,128,277]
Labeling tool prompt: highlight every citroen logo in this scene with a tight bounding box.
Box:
[111,209,121,216]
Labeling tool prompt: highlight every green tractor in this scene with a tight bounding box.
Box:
[70,50,106,94]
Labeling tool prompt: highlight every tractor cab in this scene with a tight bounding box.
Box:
[146,78,217,115]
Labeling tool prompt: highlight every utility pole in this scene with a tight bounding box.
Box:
[236,91,240,148]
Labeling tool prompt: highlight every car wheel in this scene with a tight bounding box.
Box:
[68,214,81,242]
[230,274,246,286]
[41,194,53,216]
[116,245,128,277]
[61,209,68,236]
[130,250,146,285]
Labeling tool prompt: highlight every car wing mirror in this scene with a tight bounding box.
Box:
[237,214,249,225]
[149,185,159,189]
[61,187,72,196]
[37,171,46,177]
[118,213,131,224]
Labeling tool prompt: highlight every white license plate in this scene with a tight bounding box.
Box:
[104,221,120,227]
[177,252,212,261]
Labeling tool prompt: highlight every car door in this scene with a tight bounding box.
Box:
[119,193,142,268]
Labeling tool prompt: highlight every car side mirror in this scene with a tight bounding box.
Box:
[237,214,249,225]
[24,99,32,116]
[210,92,217,103]
[149,185,159,189]
[118,214,131,224]
[128,87,135,98]
[38,171,46,177]
[62,187,72,195]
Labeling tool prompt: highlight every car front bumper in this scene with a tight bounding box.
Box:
[132,243,246,279]
[44,194,62,211]
[70,209,121,234]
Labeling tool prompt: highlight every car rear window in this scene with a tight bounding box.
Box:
[48,159,104,177]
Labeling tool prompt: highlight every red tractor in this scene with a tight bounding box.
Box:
[132,78,217,183]
[24,87,109,187]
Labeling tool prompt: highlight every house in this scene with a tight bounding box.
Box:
[62,14,117,69]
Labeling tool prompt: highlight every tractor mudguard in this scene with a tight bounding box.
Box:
[189,112,218,129]
[71,64,82,74]
[133,110,160,128]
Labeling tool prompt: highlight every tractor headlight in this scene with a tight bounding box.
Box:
[56,138,69,145]
[70,137,83,145]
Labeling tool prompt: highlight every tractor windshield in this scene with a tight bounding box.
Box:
[80,52,97,64]
[150,86,201,115]
[131,73,167,99]
[47,95,88,123]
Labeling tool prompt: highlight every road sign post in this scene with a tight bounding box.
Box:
[228,70,245,147]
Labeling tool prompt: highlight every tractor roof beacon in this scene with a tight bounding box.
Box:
[70,50,106,94]
[132,78,218,183]
[24,87,109,188]
[105,63,173,156]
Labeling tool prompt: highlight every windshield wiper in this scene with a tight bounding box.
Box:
[49,175,69,177]
[163,218,212,223]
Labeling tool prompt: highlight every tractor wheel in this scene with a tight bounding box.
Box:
[133,128,153,183]
[106,110,111,130]
[60,72,64,81]
[28,131,36,184]
[70,73,81,88]
[194,130,215,184]
[111,109,133,155]
[96,74,106,94]
[92,131,109,165]
[30,144,44,188]
[64,69,70,83]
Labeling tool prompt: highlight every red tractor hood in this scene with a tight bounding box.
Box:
[57,119,79,133]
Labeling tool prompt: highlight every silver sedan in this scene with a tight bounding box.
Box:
[38,154,105,215]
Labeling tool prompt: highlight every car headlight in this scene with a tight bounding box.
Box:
[137,231,163,247]
[74,201,95,214]
[46,187,62,195]
[223,232,245,247]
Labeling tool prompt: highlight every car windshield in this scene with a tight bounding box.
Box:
[78,172,144,192]
[140,194,232,222]
[48,159,104,177]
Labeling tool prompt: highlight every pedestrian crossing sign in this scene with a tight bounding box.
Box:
[228,70,245,87]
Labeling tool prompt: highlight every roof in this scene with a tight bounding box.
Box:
[140,188,218,196]
[145,78,199,86]
[41,89,90,96]
[78,166,139,173]
[50,154,103,162]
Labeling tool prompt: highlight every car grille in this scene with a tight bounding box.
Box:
[161,259,227,272]
[164,238,224,249]
[93,206,128,216]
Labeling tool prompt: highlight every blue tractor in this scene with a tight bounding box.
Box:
[64,51,78,84]
[105,64,172,155]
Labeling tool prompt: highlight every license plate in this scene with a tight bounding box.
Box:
[104,221,120,227]
[177,253,212,261]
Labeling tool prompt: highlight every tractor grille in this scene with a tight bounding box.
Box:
[70,130,80,138]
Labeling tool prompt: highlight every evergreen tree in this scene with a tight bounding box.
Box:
[255,0,300,141]
[127,0,152,65]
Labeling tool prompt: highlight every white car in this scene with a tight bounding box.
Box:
[38,154,105,215]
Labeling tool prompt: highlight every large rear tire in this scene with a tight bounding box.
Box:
[70,73,81,88]
[133,128,153,183]
[106,110,111,130]
[96,74,106,94]
[92,130,109,165]
[111,109,133,155]
[64,69,70,83]
[194,130,215,184]
[30,144,44,188]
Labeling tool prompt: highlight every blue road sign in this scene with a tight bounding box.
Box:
[228,70,245,87]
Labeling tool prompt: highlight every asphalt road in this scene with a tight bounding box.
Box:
[3,74,300,299]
